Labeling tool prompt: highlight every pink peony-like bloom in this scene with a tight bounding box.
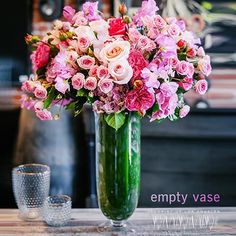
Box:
[82,1,101,21]
[77,55,95,70]
[178,77,193,91]
[72,73,85,90]
[98,78,114,94]
[63,6,76,23]
[36,109,53,121]
[128,49,148,80]
[179,105,190,118]
[34,85,47,99]
[198,56,212,76]
[84,76,97,90]
[194,79,208,95]
[141,68,160,89]
[133,0,159,26]
[125,86,155,115]
[55,78,70,94]
[155,35,177,52]
[31,42,50,71]
[97,65,109,80]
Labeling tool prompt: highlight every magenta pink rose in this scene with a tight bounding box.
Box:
[125,86,155,115]
[31,43,50,71]
[179,105,190,118]
[98,78,114,94]
[194,79,208,95]
[96,65,109,80]
[89,65,99,77]
[84,76,97,90]
[77,56,95,70]
[179,77,193,91]
[176,61,189,75]
[72,73,85,90]
[128,49,148,80]
[34,85,47,99]
[36,109,53,121]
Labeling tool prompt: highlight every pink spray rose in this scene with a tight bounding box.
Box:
[63,6,76,23]
[178,77,193,91]
[96,65,109,80]
[72,73,85,90]
[36,109,53,121]
[77,36,91,52]
[31,42,50,71]
[77,55,95,70]
[179,105,190,118]
[98,78,114,94]
[84,77,97,90]
[194,79,208,95]
[55,78,70,94]
[21,80,37,93]
[125,86,155,115]
[198,56,212,76]
[89,65,99,77]
[34,85,47,99]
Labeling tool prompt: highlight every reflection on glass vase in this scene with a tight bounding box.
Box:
[95,112,141,231]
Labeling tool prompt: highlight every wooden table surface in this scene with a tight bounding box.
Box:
[0,207,236,235]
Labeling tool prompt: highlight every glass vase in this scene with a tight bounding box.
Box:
[95,112,141,231]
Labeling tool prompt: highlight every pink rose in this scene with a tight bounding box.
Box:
[98,78,114,94]
[194,79,208,95]
[179,77,193,91]
[167,56,179,67]
[89,65,99,77]
[63,6,76,23]
[188,63,195,77]
[137,36,156,52]
[179,105,190,118]
[72,73,85,90]
[34,101,44,111]
[153,15,166,28]
[34,85,47,99]
[128,49,148,80]
[125,86,155,115]
[96,65,109,80]
[77,36,91,52]
[84,76,97,90]
[176,61,189,75]
[197,47,205,57]
[55,78,70,94]
[128,28,142,42]
[77,56,95,70]
[167,24,180,38]
[31,42,50,71]
[72,12,88,26]
[198,57,212,76]
[21,80,37,93]
[36,109,53,121]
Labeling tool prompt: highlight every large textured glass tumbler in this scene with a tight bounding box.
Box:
[12,164,50,220]
[95,112,141,231]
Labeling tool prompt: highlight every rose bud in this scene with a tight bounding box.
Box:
[177,39,185,48]
[119,3,127,15]
[25,34,40,45]
[123,15,131,24]
[187,48,197,58]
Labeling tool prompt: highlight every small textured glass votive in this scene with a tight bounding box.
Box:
[43,195,71,227]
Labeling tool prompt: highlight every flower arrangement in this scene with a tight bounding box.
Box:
[22,0,211,130]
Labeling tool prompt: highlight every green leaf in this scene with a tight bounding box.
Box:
[76,89,87,97]
[105,112,126,130]
[152,103,159,113]
[65,101,77,110]
[44,87,56,109]
[74,97,87,117]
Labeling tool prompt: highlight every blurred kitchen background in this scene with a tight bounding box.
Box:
[0,0,236,208]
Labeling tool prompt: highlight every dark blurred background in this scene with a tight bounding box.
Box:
[0,0,236,208]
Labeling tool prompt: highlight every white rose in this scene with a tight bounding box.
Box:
[108,59,133,85]
[89,20,109,41]
[74,26,96,43]
[99,40,130,63]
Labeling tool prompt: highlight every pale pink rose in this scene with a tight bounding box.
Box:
[197,47,205,57]
[72,73,85,90]
[34,101,44,111]
[167,56,179,67]
[198,57,212,76]
[179,105,190,118]
[55,78,70,94]
[194,79,208,95]
[34,85,47,99]
[21,80,37,93]
[137,36,156,52]
[72,12,88,26]
[89,20,109,41]
[187,63,195,77]
[178,77,193,91]
[98,78,114,94]
[176,61,194,76]
[77,56,95,70]
[128,28,142,42]
[77,36,91,52]
[108,59,133,85]
[167,24,180,38]
[89,65,99,77]
[74,26,96,42]
[99,41,130,63]
[153,15,166,28]
[20,94,36,110]
[84,77,97,90]
[36,109,53,121]
[96,65,109,80]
